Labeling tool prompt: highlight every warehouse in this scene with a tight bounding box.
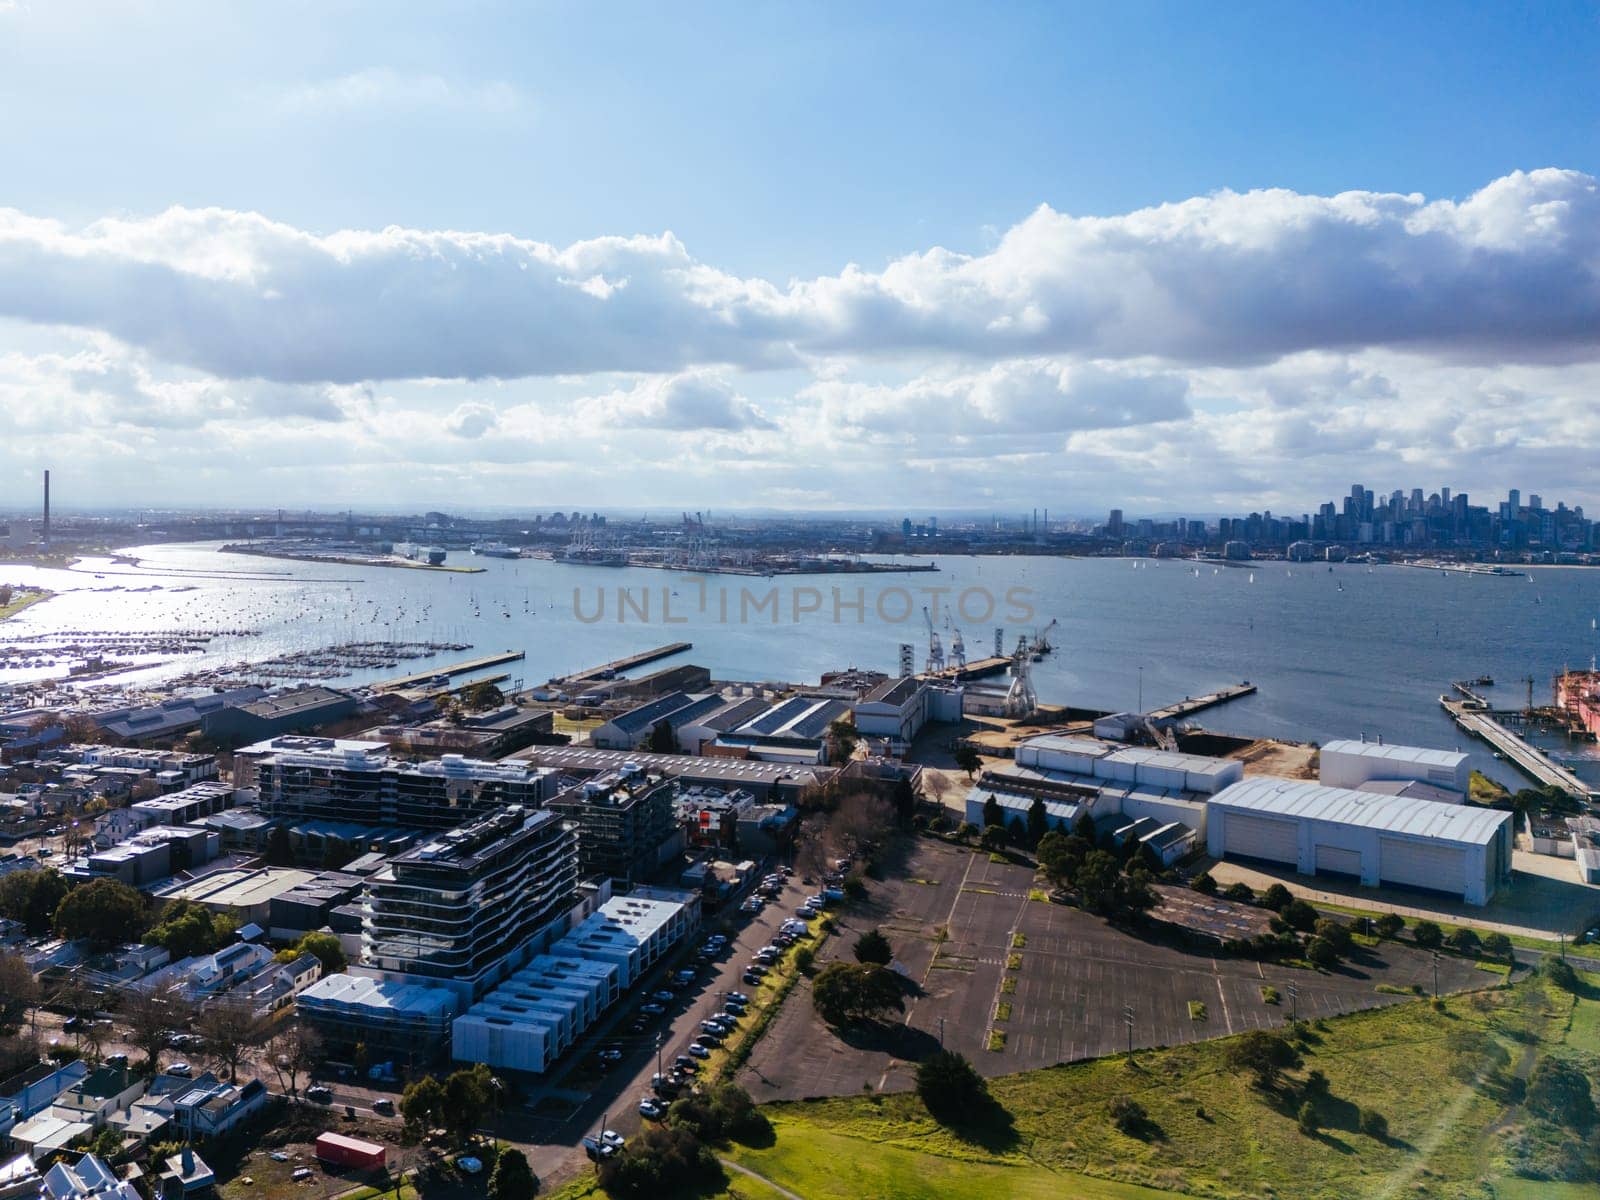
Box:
[1318,738,1469,797]
[1015,735,1243,794]
[1206,777,1513,905]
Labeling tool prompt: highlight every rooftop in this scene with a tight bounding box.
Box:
[1210,777,1510,844]
[1321,739,1468,768]
[860,675,925,708]
[236,687,352,719]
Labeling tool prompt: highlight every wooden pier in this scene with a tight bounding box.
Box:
[374,650,526,692]
[921,655,1013,683]
[562,642,693,684]
[1150,682,1257,721]
[1440,695,1598,800]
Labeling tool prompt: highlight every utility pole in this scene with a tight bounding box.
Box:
[937,1017,945,1049]
[1432,951,1440,998]
[655,1032,663,1082]
[1137,667,1144,714]
[1287,981,1298,1025]
[1123,1006,1135,1058]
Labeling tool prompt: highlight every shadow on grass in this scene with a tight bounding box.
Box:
[926,1094,1020,1154]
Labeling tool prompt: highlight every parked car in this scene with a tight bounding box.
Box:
[742,971,763,986]
[306,1085,332,1103]
[581,1137,615,1162]
[652,990,675,1004]
[167,1063,193,1078]
[687,1042,711,1059]
[640,1003,666,1017]
[599,1131,625,1151]
[456,1157,483,1175]
[639,1097,664,1120]
[727,990,750,1004]
[598,1046,624,1064]
[372,1098,396,1115]
[674,1054,699,1072]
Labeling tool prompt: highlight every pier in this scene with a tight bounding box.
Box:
[1440,695,1598,800]
[562,642,693,685]
[1150,682,1258,721]
[922,655,1013,683]
[375,650,527,692]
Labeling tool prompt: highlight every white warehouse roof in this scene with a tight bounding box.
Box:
[1320,740,1466,769]
[1210,777,1508,845]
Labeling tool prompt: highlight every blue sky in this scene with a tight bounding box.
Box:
[1,1,1598,513]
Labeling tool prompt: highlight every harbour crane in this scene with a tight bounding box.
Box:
[1030,618,1059,658]
[923,607,946,674]
[1002,637,1037,717]
[949,627,968,670]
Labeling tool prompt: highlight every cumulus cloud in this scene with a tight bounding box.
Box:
[276,68,526,116]
[0,170,1598,385]
[577,372,775,431]
[445,401,499,439]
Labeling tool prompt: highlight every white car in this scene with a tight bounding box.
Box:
[687,1042,711,1058]
[599,1130,625,1150]
[639,1097,665,1120]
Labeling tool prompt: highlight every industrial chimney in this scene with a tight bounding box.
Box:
[41,469,50,547]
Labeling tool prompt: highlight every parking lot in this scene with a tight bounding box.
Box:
[742,836,1491,1103]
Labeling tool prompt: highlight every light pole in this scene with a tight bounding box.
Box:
[1432,951,1440,999]
[1287,981,1298,1025]
[1137,667,1144,714]
[937,1017,945,1049]
[1123,1006,1135,1058]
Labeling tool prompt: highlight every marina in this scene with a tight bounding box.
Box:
[1440,694,1599,800]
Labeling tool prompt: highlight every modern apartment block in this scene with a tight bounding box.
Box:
[544,764,681,884]
[244,736,557,830]
[362,805,580,996]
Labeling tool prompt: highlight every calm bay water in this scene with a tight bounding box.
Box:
[4,543,1600,790]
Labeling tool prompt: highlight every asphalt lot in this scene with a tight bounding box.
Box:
[742,837,1492,1103]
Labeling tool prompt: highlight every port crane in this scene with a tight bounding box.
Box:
[922,607,946,674]
[949,627,968,670]
[1002,637,1037,717]
[1030,618,1059,658]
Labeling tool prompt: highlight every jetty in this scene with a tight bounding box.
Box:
[1150,682,1257,721]
[375,650,526,692]
[1440,695,1598,800]
[922,655,1013,683]
[562,642,693,685]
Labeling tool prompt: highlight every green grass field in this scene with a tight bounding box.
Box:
[721,976,1600,1199]
[0,588,50,622]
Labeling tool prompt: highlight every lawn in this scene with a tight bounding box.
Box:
[724,976,1590,1199]
[0,587,50,622]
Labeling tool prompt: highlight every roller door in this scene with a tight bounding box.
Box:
[1221,812,1299,864]
[1313,844,1362,879]
[1378,836,1467,896]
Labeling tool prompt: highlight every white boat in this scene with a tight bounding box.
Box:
[470,541,520,558]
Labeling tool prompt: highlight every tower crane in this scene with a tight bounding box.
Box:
[922,607,946,674]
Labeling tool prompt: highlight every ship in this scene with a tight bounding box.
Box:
[1555,670,1600,738]
[393,542,448,566]
[470,541,520,558]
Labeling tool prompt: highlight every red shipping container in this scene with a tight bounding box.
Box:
[315,1132,386,1171]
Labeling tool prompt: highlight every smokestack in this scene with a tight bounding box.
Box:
[42,470,49,546]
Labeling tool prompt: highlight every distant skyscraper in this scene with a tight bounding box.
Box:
[1529,494,1543,511]
[1509,489,1520,511]
[1107,509,1124,537]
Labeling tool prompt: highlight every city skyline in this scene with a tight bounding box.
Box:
[1,4,1598,511]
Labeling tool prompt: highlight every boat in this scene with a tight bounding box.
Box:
[470,541,520,558]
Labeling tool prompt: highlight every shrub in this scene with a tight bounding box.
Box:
[1261,883,1294,912]
[793,946,815,973]
[1305,936,1339,969]
[1526,1058,1597,1130]
[1312,918,1352,956]
[1543,956,1580,992]
[1260,985,1280,1005]
[853,928,893,965]
[1297,1100,1320,1136]
[1481,931,1513,961]
[1223,882,1254,904]
[1281,899,1319,932]
[1358,1107,1388,1140]
[1444,927,1481,956]
[597,1124,722,1200]
[1225,1030,1300,1088]
[1191,872,1218,896]
[915,1049,989,1124]
[1374,913,1405,940]
[1109,1096,1150,1138]
[1412,920,1444,949]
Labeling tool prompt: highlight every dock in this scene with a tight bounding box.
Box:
[1440,696,1598,800]
[562,642,692,685]
[1150,682,1257,721]
[374,650,526,692]
[922,655,1013,683]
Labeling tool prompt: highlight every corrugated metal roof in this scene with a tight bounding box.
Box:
[1321,740,1467,768]
[1020,735,1112,758]
[1210,777,1509,845]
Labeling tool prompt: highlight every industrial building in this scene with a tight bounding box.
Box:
[161,867,320,925]
[850,676,962,752]
[362,805,580,998]
[1015,735,1244,794]
[712,694,853,764]
[509,745,832,802]
[82,826,221,886]
[199,686,358,744]
[1318,738,1469,798]
[295,973,462,1066]
[544,765,681,884]
[128,782,236,827]
[1206,777,1513,905]
[93,687,269,745]
[589,692,704,751]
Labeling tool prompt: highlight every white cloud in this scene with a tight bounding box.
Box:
[577,372,775,432]
[276,68,526,117]
[445,401,498,439]
[0,170,1597,386]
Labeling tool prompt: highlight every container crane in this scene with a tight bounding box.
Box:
[949,627,968,670]
[1002,638,1037,717]
[923,607,946,674]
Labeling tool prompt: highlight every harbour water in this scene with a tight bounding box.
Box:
[4,543,1600,790]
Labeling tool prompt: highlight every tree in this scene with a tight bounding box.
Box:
[1543,955,1580,992]
[1073,810,1097,845]
[1261,883,1294,912]
[401,1075,446,1135]
[646,719,678,755]
[276,931,346,974]
[1109,1096,1151,1138]
[980,825,1008,853]
[1411,920,1444,950]
[1374,913,1405,940]
[1305,936,1339,969]
[1036,832,1090,889]
[1444,927,1481,956]
[488,1148,537,1200]
[1280,899,1319,933]
[915,1049,988,1123]
[144,901,234,960]
[810,962,904,1027]
[1526,1057,1596,1130]
[981,793,1003,831]
[1312,918,1352,957]
[462,680,504,712]
[891,775,918,827]
[793,945,815,973]
[827,718,859,763]
[1223,882,1254,903]
[443,1063,497,1141]
[266,1023,322,1098]
[954,745,982,779]
[1297,1100,1320,1136]
[0,954,38,1033]
[1025,797,1048,847]
[1225,1030,1300,1089]
[196,999,268,1081]
[597,1123,721,1200]
[55,878,146,950]
[0,868,69,936]
[853,928,893,965]
[1358,1108,1388,1140]
[264,826,294,867]
[1191,872,1218,896]
[1481,931,1513,962]
[118,981,193,1076]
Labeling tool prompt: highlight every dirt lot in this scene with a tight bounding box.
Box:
[741,837,1490,1103]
